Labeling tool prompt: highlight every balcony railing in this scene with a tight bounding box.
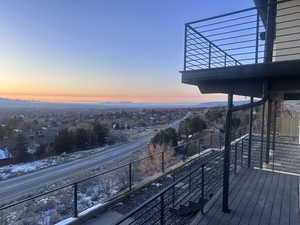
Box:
[113,135,247,225]
[184,0,300,71]
[0,140,221,225]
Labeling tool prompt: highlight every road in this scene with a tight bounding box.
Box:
[0,135,151,206]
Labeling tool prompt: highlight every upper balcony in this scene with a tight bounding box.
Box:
[182,0,300,98]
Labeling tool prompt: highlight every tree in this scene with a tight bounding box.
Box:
[231,117,241,130]
[0,126,5,142]
[138,143,177,177]
[179,117,207,136]
[53,129,74,154]
[75,128,89,149]
[93,123,109,146]
[190,117,207,134]
[205,108,225,122]
[35,144,47,158]
[9,134,31,163]
[151,127,178,147]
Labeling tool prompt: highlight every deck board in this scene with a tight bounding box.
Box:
[191,169,249,225]
[247,168,273,225]
[289,176,300,225]
[221,169,261,225]
[269,173,285,225]
[190,169,300,225]
[205,169,259,225]
[279,174,290,225]
[236,170,268,225]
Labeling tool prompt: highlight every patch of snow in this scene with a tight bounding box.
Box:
[0,173,10,179]
[152,182,162,187]
[27,147,36,154]
[55,202,104,225]
[0,143,115,180]
[10,161,47,173]
[166,174,173,179]
[79,202,104,217]
[55,217,77,225]
[0,149,8,159]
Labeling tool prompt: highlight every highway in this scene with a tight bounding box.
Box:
[0,135,151,206]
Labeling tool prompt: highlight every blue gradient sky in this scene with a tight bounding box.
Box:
[0,0,254,103]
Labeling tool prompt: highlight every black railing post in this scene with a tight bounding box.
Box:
[172,172,176,207]
[234,143,238,174]
[184,25,187,71]
[272,100,278,171]
[209,43,212,68]
[223,92,233,213]
[73,183,78,217]
[161,151,165,173]
[241,138,244,167]
[224,54,227,67]
[248,97,254,168]
[201,165,205,214]
[260,101,265,169]
[129,162,132,191]
[189,171,192,193]
[264,0,277,63]
[160,193,165,225]
[255,12,260,64]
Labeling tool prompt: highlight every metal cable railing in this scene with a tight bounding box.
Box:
[0,139,220,225]
[249,135,300,175]
[113,135,248,225]
[184,0,300,71]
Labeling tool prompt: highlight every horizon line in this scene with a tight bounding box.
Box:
[0,96,242,105]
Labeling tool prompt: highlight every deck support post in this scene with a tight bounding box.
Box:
[272,100,278,170]
[266,98,272,163]
[260,101,265,168]
[223,92,233,213]
[248,97,254,168]
[260,82,267,168]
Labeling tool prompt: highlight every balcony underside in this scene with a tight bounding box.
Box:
[182,60,300,98]
[191,168,300,225]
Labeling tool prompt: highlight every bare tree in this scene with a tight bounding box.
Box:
[138,143,177,177]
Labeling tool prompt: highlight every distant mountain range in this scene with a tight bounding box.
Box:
[0,98,249,109]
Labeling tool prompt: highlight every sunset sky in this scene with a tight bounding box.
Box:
[0,0,253,103]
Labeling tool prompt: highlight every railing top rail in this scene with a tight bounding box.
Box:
[254,138,300,146]
[186,7,257,26]
[186,0,294,26]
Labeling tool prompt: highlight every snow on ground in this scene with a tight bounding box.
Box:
[0,145,108,180]
[0,159,56,180]
[10,160,50,173]
[0,149,8,159]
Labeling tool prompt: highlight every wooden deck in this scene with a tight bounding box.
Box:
[191,169,300,225]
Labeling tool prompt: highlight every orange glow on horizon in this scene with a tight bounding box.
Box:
[0,93,229,103]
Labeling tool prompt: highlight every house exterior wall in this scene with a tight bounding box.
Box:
[274,0,300,61]
[279,111,299,136]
